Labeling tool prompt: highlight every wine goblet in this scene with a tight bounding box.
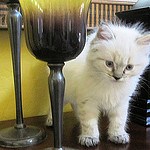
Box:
[0,1,46,148]
[19,0,91,149]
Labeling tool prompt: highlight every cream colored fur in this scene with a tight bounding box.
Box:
[46,23,150,147]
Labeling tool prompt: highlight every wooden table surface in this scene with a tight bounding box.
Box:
[0,112,149,150]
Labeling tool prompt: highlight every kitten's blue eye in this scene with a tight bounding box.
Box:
[106,61,114,68]
[126,64,134,70]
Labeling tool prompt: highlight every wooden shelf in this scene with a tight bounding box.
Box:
[0,112,149,150]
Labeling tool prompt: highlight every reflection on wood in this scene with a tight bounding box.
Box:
[109,5,112,22]
[0,4,8,28]
[96,4,99,26]
[87,0,135,29]
[92,3,95,27]
[101,4,104,22]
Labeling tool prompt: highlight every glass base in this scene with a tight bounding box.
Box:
[0,125,46,148]
[43,147,78,150]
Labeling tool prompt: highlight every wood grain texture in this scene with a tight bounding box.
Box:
[0,112,149,150]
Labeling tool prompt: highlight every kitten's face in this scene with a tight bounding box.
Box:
[87,24,150,83]
[88,45,148,82]
[88,47,147,82]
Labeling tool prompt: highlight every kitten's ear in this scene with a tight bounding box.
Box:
[136,34,150,46]
[96,23,115,40]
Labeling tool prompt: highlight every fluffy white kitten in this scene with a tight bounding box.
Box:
[46,23,150,147]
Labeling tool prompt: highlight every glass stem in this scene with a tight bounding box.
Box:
[48,63,65,149]
[7,3,25,128]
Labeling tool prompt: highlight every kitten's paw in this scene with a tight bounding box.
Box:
[79,135,99,147]
[108,133,129,144]
[46,116,53,127]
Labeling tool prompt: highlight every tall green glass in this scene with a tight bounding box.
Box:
[19,0,91,149]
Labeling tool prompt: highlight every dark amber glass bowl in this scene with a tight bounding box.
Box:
[19,0,91,63]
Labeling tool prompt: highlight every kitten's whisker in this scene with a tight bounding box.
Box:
[139,77,150,89]
[137,84,150,95]
[140,80,150,88]
[140,76,149,82]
